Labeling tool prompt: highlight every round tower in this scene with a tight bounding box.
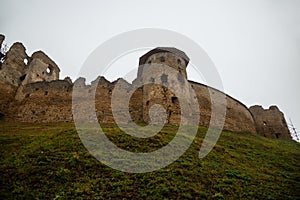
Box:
[138,47,189,81]
[136,47,193,125]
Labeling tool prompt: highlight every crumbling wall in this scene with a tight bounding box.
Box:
[0,39,291,140]
[0,79,18,120]
[0,40,28,118]
[11,80,73,122]
[22,51,60,85]
[71,77,143,124]
[249,105,291,139]
[0,42,28,86]
[0,37,60,88]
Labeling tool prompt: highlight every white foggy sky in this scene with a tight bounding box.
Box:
[1,0,300,137]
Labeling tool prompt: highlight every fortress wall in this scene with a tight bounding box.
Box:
[6,77,144,124]
[3,77,256,134]
[11,80,73,122]
[0,76,288,139]
[94,77,115,123]
[89,77,142,124]
[0,80,18,119]
[190,81,256,133]
[225,95,256,133]
[0,38,290,139]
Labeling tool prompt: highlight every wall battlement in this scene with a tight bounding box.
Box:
[0,35,291,139]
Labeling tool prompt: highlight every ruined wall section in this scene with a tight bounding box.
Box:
[11,76,143,124]
[0,80,18,120]
[22,51,60,85]
[0,42,28,86]
[0,39,60,88]
[72,77,143,124]
[0,41,28,118]
[11,80,73,122]
[249,105,291,139]
[0,37,61,120]
[0,39,291,140]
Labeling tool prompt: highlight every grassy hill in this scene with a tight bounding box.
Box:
[0,122,299,199]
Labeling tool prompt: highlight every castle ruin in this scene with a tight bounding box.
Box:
[0,34,291,139]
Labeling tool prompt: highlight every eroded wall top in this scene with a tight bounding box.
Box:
[0,35,60,87]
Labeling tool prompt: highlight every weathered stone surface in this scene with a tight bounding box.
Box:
[21,51,60,85]
[0,42,28,86]
[249,105,291,139]
[11,80,73,122]
[0,37,60,88]
[0,37,291,140]
[138,47,189,79]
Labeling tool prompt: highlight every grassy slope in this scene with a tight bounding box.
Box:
[0,122,299,199]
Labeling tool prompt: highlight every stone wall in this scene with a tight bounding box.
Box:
[0,37,291,139]
[22,51,60,85]
[7,75,256,134]
[0,38,60,88]
[11,80,73,122]
[190,82,256,133]
[0,42,28,86]
[249,105,291,139]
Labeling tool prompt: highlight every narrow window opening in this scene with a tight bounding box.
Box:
[263,121,267,126]
[161,74,168,85]
[24,58,28,65]
[150,77,155,83]
[160,56,165,62]
[46,64,54,75]
[171,97,178,104]
[177,73,184,84]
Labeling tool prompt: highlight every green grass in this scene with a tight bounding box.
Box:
[0,122,299,199]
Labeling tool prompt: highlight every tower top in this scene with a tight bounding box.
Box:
[139,47,190,67]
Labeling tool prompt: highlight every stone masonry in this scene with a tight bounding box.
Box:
[0,34,291,139]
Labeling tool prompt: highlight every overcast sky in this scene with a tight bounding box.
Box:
[1,0,300,139]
